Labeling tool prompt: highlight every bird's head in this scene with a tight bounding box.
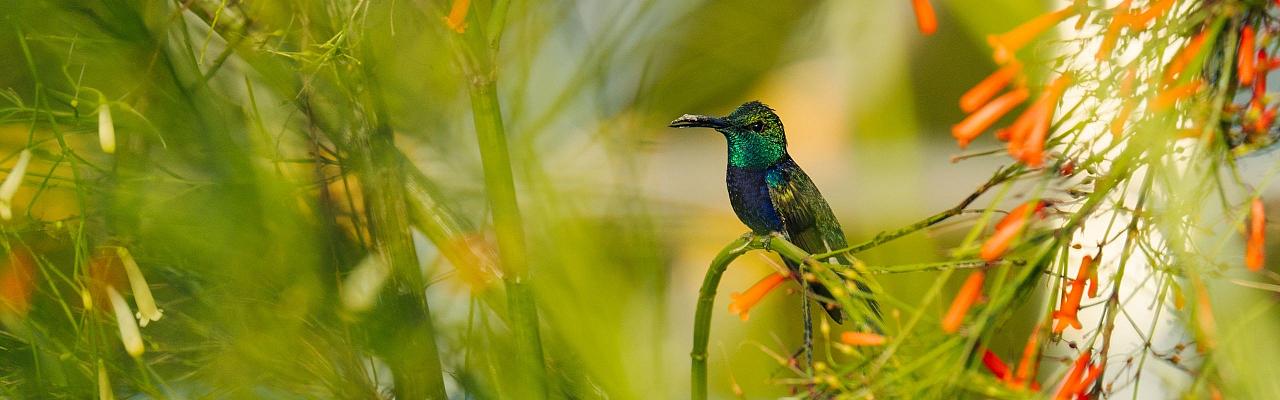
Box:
[669,101,787,169]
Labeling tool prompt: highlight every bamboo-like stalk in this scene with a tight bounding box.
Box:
[355,130,449,399]
[446,4,550,396]
[691,235,759,400]
[349,21,449,397]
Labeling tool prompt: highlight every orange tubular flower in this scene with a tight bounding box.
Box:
[1053,256,1092,334]
[444,0,471,33]
[988,7,1079,64]
[1163,31,1209,85]
[1011,74,1073,166]
[1254,49,1269,103]
[728,272,788,321]
[982,201,1045,261]
[1124,0,1176,28]
[1239,25,1257,86]
[1053,351,1091,400]
[912,0,938,36]
[982,349,1012,381]
[1013,324,1042,388]
[840,331,887,346]
[1005,99,1049,153]
[1110,67,1139,138]
[953,88,1031,148]
[961,62,1023,113]
[1194,282,1217,351]
[0,250,35,317]
[1072,364,1103,398]
[1151,80,1202,111]
[1095,0,1133,61]
[942,270,986,333]
[1247,198,1265,271]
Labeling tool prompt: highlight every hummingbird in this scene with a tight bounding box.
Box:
[670,101,880,326]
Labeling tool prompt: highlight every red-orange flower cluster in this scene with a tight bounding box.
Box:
[1247,198,1266,271]
[953,7,1082,167]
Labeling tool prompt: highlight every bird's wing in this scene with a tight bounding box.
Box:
[765,166,842,257]
[767,164,882,328]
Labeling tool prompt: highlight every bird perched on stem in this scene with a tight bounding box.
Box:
[670,101,881,329]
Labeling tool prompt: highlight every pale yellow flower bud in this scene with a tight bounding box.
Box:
[106,286,144,357]
[0,150,32,221]
[97,101,116,154]
[98,360,114,400]
[116,247,162,326]
[340,255,390,312]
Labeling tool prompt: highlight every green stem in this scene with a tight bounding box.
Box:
[814,167,1016,260]
[691,235,760,400]
[448,4,549,392]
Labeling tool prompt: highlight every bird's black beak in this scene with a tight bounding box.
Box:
[669,114,728,129]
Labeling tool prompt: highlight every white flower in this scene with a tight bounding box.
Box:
[340,255,391,312]
[106,286,144,357]
[98,360,114,400]
[116,247,162,326]
[0,150,32,221]
[98,101,116,154]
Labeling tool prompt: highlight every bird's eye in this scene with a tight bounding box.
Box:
[748,121,766,132]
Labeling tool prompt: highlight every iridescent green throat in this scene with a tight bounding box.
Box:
[726,133,785,170]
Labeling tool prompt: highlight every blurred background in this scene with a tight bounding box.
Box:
[0,0,1237,398]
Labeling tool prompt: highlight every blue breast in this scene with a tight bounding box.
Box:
[726,166,784,233]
